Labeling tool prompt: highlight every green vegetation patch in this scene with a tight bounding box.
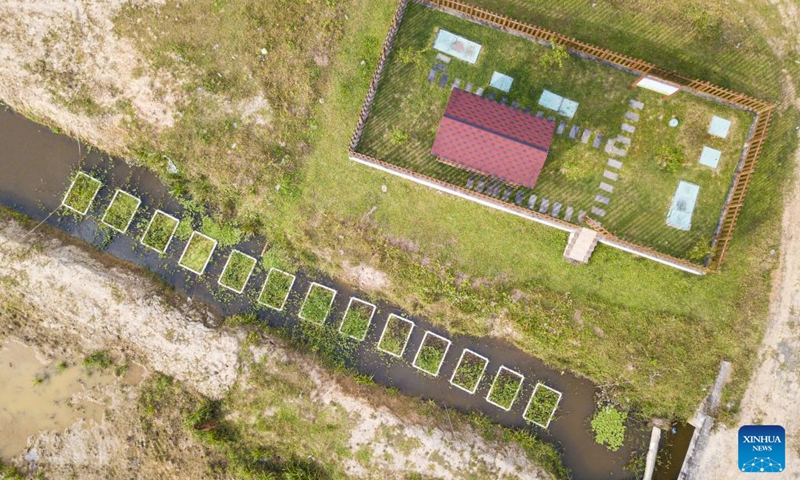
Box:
[62,171,102,215]
[140,210,180,253]
[486,367,524,411]
[179,231,218,274]
[591,405,628,451]
[339,298,376,341]
[101,189,141,233]
[412,331,451,376]
[377,314,415,357]
[450,349,488,394]
[357,1,752,261]
[83,350,113,370]
[218,250,257,293]
[299,283,337,324]
[258,268,296,311]
[524,383,562,428]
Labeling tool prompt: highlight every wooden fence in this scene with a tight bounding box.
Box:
[350,0,775,271]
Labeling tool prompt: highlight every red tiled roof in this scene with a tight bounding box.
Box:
[431,89,555,189]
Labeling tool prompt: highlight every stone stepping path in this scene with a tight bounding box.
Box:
[475,87,484,96]
[607,158,623,169]
[599,182,614,193]
[629,99,644,110]
[528,194,537,209]
[556,121,566,135]
[622,123,636,134]
[591,206,606,217]
[616,135,631,146]
[523,106,531,114]
[595,194,610,205]
[477,179,486,192]
[603,170,619,181]
[436,53,451,63]
[580,129,592,144]
[502,188,511,201]
[552,202,562,217]
[564,206,574,222]
[515,191,524,205]
[592,134,603,149]
[434,62,446,71]
[539,198,550,213]
[569,125,580,139]
[536,111,544,118]
[578,210,587,223]
[438,74,449,88]
[465,82,473,93]
[512,101,520,109]
[452,78,461,90]
[547,116,555,123]
[625,111,640,122]
[466,176,475,189]
[427,69,436,83]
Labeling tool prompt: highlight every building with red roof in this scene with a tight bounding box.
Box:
[431,89,556,190]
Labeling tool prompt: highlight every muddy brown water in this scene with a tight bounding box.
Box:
[0,106,690,479]
[0,338,143,460]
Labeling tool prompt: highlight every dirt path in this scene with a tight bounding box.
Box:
[696,0,800,476]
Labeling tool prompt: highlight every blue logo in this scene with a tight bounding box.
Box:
[739,425,785,473]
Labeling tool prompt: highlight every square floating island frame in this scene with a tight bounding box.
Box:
[449,349,489,394]
[377,314,415,358]
[298,282,337,325]
[140,210,180,254]
[486,366,525,411]
[61,171,102,215]
[523,383,562,429]
[217,249,257,294]
[101,189,141,233]
[257,268,296,311]
[178,231,218,275]
[339,297,377,341]
[412,331,452,376]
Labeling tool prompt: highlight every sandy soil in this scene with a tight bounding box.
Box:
[696,0,800,476]
[0,219,550,479]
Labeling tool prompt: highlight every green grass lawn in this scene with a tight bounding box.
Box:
[219,250,257,293]
[524,384,561,428]
[487,367,524,410]
[258,268,295,310]
[299,283,336,324]
[62,172,102,214]
[141,210,180,253]
[412,332,450,376]
[340,298,376,340]
[378,314,414,357]
[357,1,753,261]
[101,189,140,233]
[450,350,488,393]
[179,232,217,274]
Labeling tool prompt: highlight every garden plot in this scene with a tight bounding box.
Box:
[339,297,377,341]
[257,268,296,311]
[101,189,141,233]
[178,231,218,275]
[486,366,524,411]
[523,383,562,429]
[449,349,489,394]
[140,210,180,253]
[298,282,337,324]
[412,331,451,376]
[217,250,257,294]
[61,171,102,215]
[377,314,415,358]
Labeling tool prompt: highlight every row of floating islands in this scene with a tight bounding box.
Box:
[60,171,563,428]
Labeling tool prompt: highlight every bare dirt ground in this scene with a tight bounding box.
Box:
[696,0,800,477]
[0,218,550,479]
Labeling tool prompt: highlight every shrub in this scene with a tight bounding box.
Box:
[389,127,410,146]
[591,405,628,451]
[657,145,685,173]
[538,43,569,70]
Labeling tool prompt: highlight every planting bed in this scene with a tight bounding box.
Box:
[449,349,489,394]
[298,282,337,324]
[61,171,102,215]
[524,383,562,429]
[377,314,415,358]
[257,268,296,311]
[218,249,257,293]
[412,331,451,376]
[339,297,377,341]
[101,189,141,233]
[486,366,524,411]
[140,210,180,253]
[178,231,218,275]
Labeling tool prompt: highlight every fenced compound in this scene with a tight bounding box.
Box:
[349,0,774,272]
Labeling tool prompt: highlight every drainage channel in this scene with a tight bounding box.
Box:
[0,106,647,479]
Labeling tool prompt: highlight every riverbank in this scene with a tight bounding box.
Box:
[0,215,560,479]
